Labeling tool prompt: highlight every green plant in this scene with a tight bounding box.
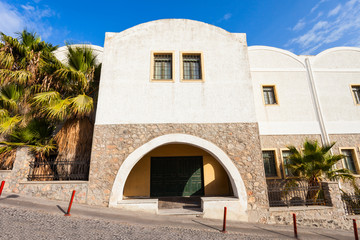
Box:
[286,140,354,203]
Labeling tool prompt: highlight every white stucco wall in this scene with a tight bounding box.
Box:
[95,19,257,125]
[248,46,321,135]
[311,48,360,134]
[249,46,360,136]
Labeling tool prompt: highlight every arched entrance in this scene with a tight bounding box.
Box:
[109,134,248,221]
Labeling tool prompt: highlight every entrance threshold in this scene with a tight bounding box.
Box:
[158,208,203,216]
[115,196,247,221]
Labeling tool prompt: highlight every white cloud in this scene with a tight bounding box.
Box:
[311,0,328,13]
[0,2,24,36]
[293,19,306,31]
[286,0,360,54]
[21,4,35,11]
[328,4,342,17]
[223,13,232,21]
[216,13,232,23]
[0,1,56,40]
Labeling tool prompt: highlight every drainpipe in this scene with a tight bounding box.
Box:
[305,58,341,189]
[304,58,330,146]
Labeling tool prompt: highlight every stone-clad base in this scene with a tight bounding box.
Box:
[260,134,322,149]
[267,182,349,230]
[329,134,360,194]
[0,147,88,203]
[87,123,268,215]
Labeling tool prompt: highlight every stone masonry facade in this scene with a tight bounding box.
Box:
[0,147,88,203]
[87,123,269,217]
[329,134,360,194]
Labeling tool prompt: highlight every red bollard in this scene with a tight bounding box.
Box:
[354,219,359,240]
[221,207,227,233]
[0,181,5,197]
[65,190,76,216]
[293,213,298,238]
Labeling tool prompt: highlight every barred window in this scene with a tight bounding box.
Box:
[263,86,277,105]
[352,85,360,104]
[282,150,294,177]
[342,149,357,174]
[182,54,202,80]
[153,54,172,80]
[262,150,278,178]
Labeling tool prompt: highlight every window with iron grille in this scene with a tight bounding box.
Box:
[282,150,294,177]
[352,85,360,104]
[262,150,278,178]
[153,54,173,80]
[263,86,277,105]
[182,54,202,80]
[342,149,357,174]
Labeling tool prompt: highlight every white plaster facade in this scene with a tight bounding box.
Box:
[248,46,360,138]
[95,19,257,125]
[91,19,360,221]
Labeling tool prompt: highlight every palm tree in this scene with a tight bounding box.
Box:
[286,140,353,203]
[32,45,101,178]
[0,30,58,170]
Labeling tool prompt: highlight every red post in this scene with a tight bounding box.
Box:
[354,219,359,240]
[65,190,76,216]
[221,207,227,233]
[293,213,298,238]
[0,181,5,197]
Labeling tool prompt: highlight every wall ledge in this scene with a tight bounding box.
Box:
[269,206,333,212]
[19,181,88,184]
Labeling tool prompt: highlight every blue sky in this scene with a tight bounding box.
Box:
[0,0,359,55]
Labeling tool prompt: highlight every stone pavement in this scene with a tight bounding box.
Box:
[0,193,356,239]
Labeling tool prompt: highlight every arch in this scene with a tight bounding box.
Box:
[109,134,247,210]
[248,45,305,68]
[110,19,232,39]
[314,47,360,59]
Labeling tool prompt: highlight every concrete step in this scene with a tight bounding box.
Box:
[158,208,203,215]
[158,197,201,209]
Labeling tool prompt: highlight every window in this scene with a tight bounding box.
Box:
[181,53,203,81]
[352,85,360,104]
[262,86,277,105]
[262,150,278,178]
[282,150,294,177]
[152,53,173,81]
[341,149,357,174]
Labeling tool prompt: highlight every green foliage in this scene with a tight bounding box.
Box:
[0,30,100,170]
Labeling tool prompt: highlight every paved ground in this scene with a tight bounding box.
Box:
[0,193,356,239]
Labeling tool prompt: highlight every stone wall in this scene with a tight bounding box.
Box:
[88,123,268,218]
[329,134,360,194]
[0,147,88,204]
[267,182,351,230]
[260,134,322,149]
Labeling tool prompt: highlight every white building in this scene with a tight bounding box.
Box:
[2,19,360,228]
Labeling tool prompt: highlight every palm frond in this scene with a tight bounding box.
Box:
[32,91,61,106]
[53,68,88,91]
[0,51,14,69]
[0,69,32,85]
[70,94,93,117]
[44,98,71,121]
[0,115,22,134]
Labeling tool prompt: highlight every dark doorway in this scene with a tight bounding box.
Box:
[150,156,204,197]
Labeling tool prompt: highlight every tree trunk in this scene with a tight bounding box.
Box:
[54,118,93,180]
[306,179,323,205]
